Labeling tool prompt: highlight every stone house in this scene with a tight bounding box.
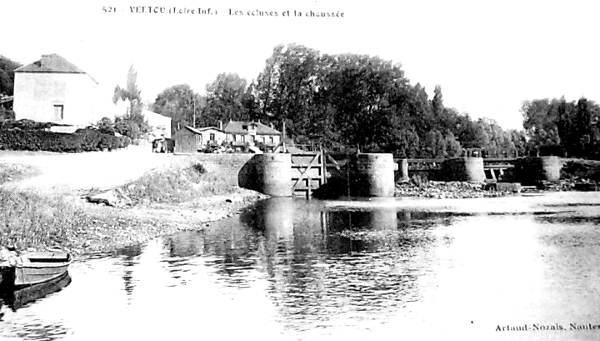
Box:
[223,120,282,149]
[13,54,101,126]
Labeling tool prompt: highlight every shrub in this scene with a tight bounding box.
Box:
[0,121,129,152]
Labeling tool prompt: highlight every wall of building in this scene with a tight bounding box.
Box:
[144,109,172,138]
[225,133,281,145]
[198,129,226,147]
[13,72,100,126]
[173,128,199,154]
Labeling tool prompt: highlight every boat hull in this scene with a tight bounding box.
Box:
[3,272,72,311]
[13,252,72,288]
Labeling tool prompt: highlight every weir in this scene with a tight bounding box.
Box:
[213,150,563,198]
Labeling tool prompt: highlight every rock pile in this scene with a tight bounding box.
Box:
[395,181,517,199]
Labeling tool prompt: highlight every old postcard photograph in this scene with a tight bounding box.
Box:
[1,0,599,340]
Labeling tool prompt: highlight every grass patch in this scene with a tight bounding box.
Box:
[0,188,183,254]
[123,161,237,205]
[0,189,85,250]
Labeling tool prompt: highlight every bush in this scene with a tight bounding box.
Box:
[0,121,130,152]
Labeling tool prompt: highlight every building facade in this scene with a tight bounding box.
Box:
[173,126,226,153]
[223,121,282,148]
[13,54,101,126]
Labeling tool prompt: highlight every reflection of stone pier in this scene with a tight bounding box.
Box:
[259,197,295,240]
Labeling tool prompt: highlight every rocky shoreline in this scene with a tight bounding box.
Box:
[395,181,516,199]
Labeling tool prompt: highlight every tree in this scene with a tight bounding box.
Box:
[249,43,524,156]
[203,73,248,124]
[431,85,444,118]
[153,84,204,132]
[255,44,325,139]
[443,132,462,157]
[0,55,21,97]
[111,65,149,139]
[521,98,561,151]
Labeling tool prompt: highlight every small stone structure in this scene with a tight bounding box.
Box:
[441,157,486,182]
[514,156,562,183]
[254,153,292,197]
[398,159,409,182]
[354,153,396,197]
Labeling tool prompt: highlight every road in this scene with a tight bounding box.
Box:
[0,145,174,194]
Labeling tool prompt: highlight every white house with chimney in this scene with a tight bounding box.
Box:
[13,54,102,126]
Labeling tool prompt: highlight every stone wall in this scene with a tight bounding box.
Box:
[190,153,255,186]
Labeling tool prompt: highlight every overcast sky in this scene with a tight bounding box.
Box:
[3,0,599,129]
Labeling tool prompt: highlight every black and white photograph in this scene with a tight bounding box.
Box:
[1,0,600,340]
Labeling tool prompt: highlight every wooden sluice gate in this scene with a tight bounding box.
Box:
[291,152,327,198]
[290,151,397,198]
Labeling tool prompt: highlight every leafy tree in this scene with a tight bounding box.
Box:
[392,127,420,158]
[255,44,325,139]
[153,84,204,132]
[112,65,149,139]
[249,43,530,157]
[203,73,248,124]
[431,85,444,118]
[0,55,21,97]
[443,132,463,157]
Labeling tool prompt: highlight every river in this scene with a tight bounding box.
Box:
[1,192,600,341]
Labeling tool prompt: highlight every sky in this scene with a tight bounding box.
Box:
[3,0,600,130]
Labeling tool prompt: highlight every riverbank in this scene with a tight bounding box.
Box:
[0,152,266,259]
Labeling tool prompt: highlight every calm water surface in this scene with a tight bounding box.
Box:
[1,192,600,341]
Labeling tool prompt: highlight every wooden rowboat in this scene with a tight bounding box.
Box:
[2,272,72,312]
[11,252,72,288]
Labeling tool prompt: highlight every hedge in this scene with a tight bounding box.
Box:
[0,123,130,152]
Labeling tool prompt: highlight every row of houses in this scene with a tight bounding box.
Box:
[173,120,282,154]
[8,53,283,152]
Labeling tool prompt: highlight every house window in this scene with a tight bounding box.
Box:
[53,105,64,121]
[241,135,246,142]
[262,137,266,144]
[270,136,274,143]
[251,135,256,142]
[233,134,237,142]
[210,133,215,141]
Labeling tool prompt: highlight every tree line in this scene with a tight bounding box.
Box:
[3,49,599,160]
[152,44,527,158]
[522,97,600,159]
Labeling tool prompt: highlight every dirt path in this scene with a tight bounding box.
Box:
[0,145,174,194]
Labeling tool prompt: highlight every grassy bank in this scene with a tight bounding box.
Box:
[0,188,192,255]
[122,161,238,205]
[0,159,265,257]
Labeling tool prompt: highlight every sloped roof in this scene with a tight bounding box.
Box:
[185,126,224,134]
[223,120,281,135]
[15,54,86,74]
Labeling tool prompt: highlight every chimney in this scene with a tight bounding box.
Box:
[219,120,223,130]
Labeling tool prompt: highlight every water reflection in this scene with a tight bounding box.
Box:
[4,193,600,341]
[0,273,72,341]
[115,244,142,297]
